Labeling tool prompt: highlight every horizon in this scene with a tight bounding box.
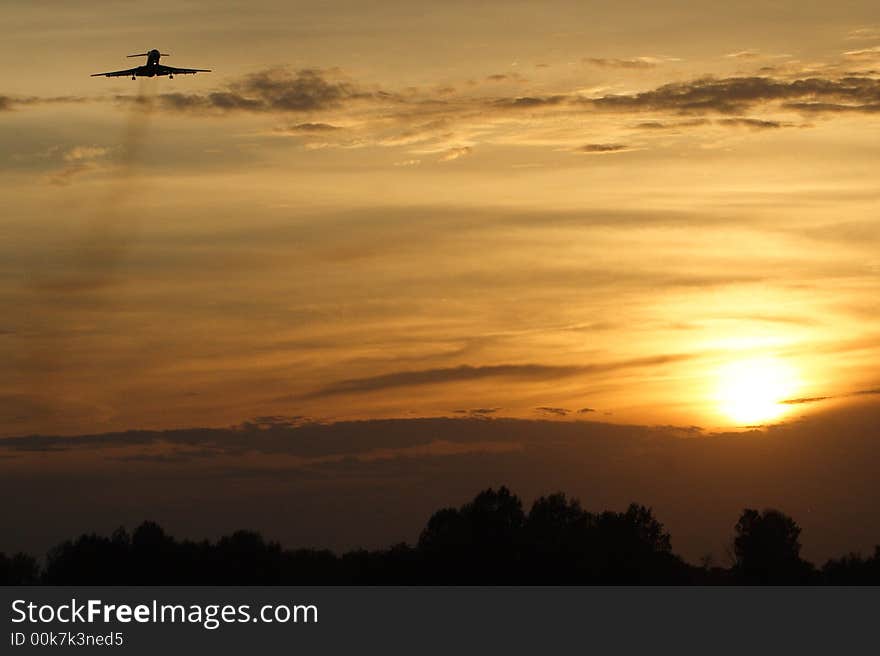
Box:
[3,401,879,564]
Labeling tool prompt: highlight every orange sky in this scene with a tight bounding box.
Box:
[3,1,880,437]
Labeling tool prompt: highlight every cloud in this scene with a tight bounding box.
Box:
[780,396,832,405]
[854,388,880,396]
[633,121,666,130]
[724,51,760,59]
[485,73,524,82]
[307,364,583,398]
[492,95,567,110]
[577,407,596,414]
[48,163,93,186]
[304,354,694,398]
[633,119,711,130]
[577,143,630,154]
[0,417,534,460]
[151,68,369,114]
[780,387,880,405]
[63,145,109,162]
[535,406,570,416]
[277,122,342,133]
[842,46,880,59]
[7,66,880,135]
[846,27,880,40]
[379,118,454,147]
[110,448,222,464]
[783,101,880,113]
[589,76,880,115]
[0,95,92,111]
[393,159,421,167]
[715,117,784,129]
[584,57,672,69]
[438,146,472,162]
[140,71,880,122]
[8,66,880,163]
[233,68,361,111]
[47,145,110,185]
[453,407,501,417]
[237,415,311,430]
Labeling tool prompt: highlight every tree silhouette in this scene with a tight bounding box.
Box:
[130,521,180,584]
[589,504,685,583]
[5,487,879,585]
[418,486,525,582]
[522,493,593,582]
[44,527,131,585]
[212,530,284,584]
[733,508,814,583]
[822,546,880,585]
[0,552,39,585]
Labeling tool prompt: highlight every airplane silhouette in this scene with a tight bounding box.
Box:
[91,49,211,79]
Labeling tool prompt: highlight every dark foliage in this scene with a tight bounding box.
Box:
[733,508,814,584]
[821,547,880,585]
[0,551,39,585]
[2,488,877,585]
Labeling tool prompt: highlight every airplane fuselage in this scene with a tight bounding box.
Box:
[133,66,161,77]
[133,49,164,77]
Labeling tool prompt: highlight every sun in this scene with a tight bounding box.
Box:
[714,356,799,425]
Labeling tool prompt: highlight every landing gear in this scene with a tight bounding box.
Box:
[169,74,174,79]
[132,76,136,80]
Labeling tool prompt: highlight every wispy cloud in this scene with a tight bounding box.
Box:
[453,407,502,417]
[577,143,630,154]
[535,406,570,416]
[63,145,109,161]
[588,76,880,115]
[842,45,880,59]
[781,387,880,405]
[780,396,832,405]
[584,56,677,69]
[0,95,92,111]
[438,146,472,162]
[146,68,374,114]
[633,119,711,130]
[48,144,110,185]
[304,354,695,398]
[276,122,342,134]
[725,51,760,59]
[6,63,880,162]
[846,27,880,41]
[854,388,880,396]
[715,117,785,129]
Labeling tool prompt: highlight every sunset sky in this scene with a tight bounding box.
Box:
[4,1,879,437]
[3,0,880,562]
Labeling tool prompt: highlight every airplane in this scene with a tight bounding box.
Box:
[91,49,211,79]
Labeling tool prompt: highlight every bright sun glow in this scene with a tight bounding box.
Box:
[714,356,799,425]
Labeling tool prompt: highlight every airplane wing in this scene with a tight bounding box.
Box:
[158,64,212,75]
[91,67,140,78]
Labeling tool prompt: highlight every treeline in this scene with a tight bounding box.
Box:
[3,487,879,585]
